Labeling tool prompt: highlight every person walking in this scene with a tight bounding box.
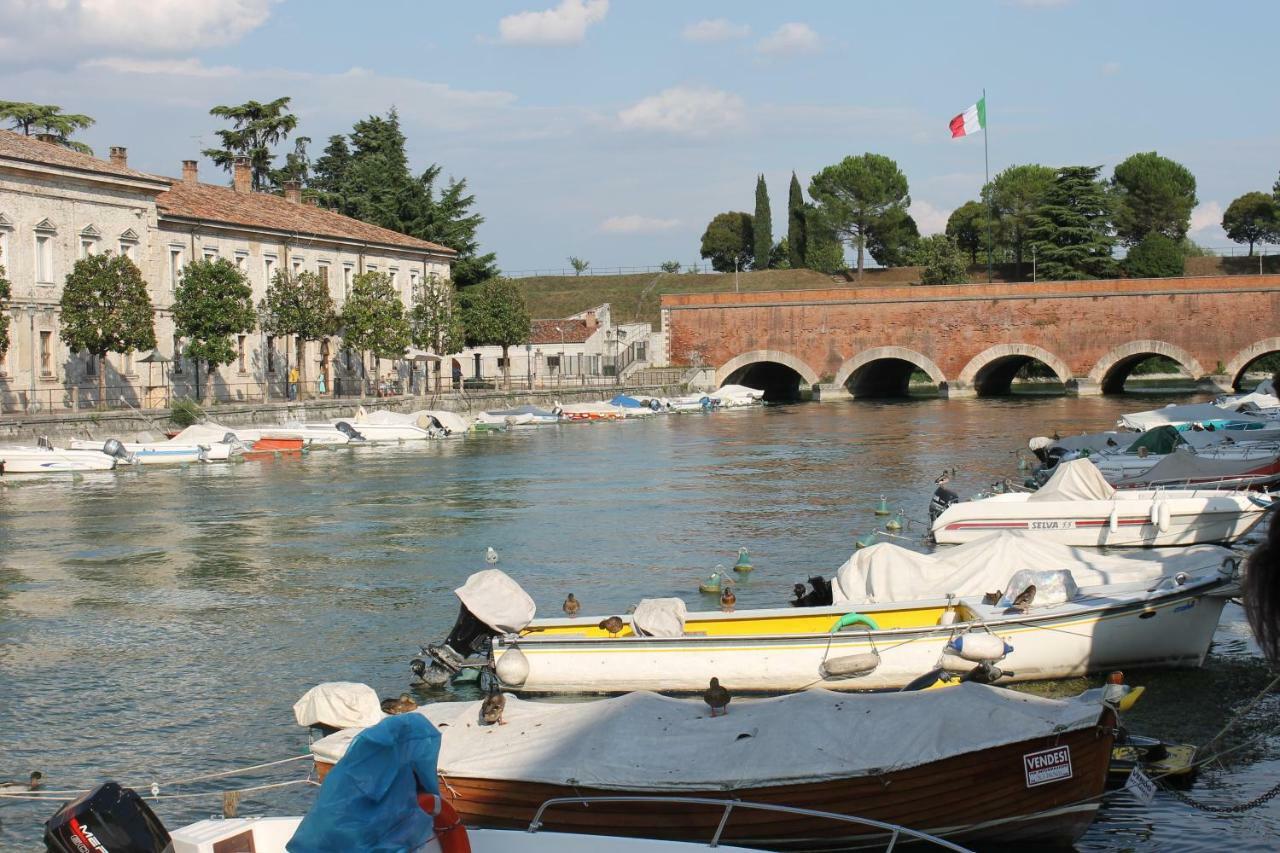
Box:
[288,365,299,400]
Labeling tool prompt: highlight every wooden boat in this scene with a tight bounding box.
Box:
[307,684,1118,848]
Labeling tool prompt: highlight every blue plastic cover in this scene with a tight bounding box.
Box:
[287,713,442,853]
[609,395,644,408]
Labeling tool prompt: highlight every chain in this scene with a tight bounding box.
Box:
[1161,778,1280,814]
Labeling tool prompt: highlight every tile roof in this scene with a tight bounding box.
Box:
[530,318,594,345]
[156,179,455,256]
[0,129,167,184]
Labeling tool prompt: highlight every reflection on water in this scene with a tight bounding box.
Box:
[1,394,1278,849]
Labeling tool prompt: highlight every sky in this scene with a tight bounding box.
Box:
[1,0,1277,273]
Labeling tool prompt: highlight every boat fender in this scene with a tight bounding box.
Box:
[940,653,975,673]
[829,612,880,632]
[494,645,530,687]
[946,633,1012,662]
[418,793,471,853]
[820,652,880,680]
[1155,502,1171,533]
[1108,508,1120,533]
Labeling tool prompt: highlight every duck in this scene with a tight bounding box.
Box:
[720,585,736,612]
[981,590,1004,606]
[563,593,580,617]
[382,693,418,715]
[1008,584,1037,614]
[790,583,807,606]
[704,678,731,717]
[598,615,625,637]
[0,772,42,793]
[480,689,506,725]
[485,547,499,565]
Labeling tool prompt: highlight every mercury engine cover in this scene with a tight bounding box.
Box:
[928,485,960,523]
[44,782,170,853]
[334,421,366,442]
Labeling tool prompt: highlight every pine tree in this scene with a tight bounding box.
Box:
[1027,166,1118,281]
[787,172,807,268]
[753,174,772,270]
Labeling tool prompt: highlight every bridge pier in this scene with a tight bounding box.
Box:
[1065,379,1102,396]
[938,381,975,399]
[1199,374,1234,395]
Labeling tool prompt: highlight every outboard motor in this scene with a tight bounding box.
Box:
[928,479,961,523]
[334,421,367,442]
[413,602,498,686]
[45,782,170,853]
[102,438,133,462]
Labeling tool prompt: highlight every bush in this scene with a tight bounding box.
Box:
[1124,233,1185,278]
[911,235,969,285]
[170,397,204,428]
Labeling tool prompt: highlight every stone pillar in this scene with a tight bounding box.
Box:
[813,383,847,402]
[1065,378,1102,396]
[938,381,976,399]
[1198,374,1234,395]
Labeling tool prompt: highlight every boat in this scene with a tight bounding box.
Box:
[168,422,304,452]
[275,422,357,446]
[709,384,764,407]
[331,407,439,442]
[666,394,715,413]
[477,404,560,427]
[608,394,660,416]
[556,402,626,421]
[931,458,1269,546]
[0,442,121,473]
[68,436,222,464]
[1118,402,1273,432]
[305,681,1120,848]
[412,541,1238,695]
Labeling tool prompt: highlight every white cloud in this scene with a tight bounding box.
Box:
[0,0,273,62]
[496,0,608,46]
[681,19,749,43]
[910,200,951,236]
[1101,61,1121,76]
[600,215,680,234]
[756,22,820,56]
[617,85,744,136]
[83,57,240,78]
[1190,201,1224,234]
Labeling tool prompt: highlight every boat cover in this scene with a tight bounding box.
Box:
[293,682,385,729]
[456,569,536,634]
[1120,449,1280,485]
[831,530,1231,604]
[630,598,687,637]
[1224,392,1280,410]
[171,424,238,444]
[288,714,442,853]
[1120,403,1268,431]
[348,685,1102,789]
[712,384,764,400]
[416,410,471,433]
[486,405,556,418]
[1027,458,1115,502]
[609,395,646,409]
[1124,426,1185,456]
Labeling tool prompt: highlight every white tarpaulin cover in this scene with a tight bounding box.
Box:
[711,384,764,400]
[1120,403,1269,431]
[630,598,687,638]
[456,569,536,634]
[415,410,470,433]
[311,684,1102,789]
[1027,459,1116,502]
[355,409,417,425]
[172,424,238,444]
[293,682,385,729]
[832,530,1232,605]
[1226,392,1280,410]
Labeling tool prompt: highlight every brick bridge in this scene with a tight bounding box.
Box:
[661,274,1280,399]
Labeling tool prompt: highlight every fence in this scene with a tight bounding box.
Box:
[506,263,719,278]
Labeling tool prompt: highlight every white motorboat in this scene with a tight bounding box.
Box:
[666,393,714,412]
[332,407,439,441]
[556,401,626,421]
[68,437,217,464]
[709,384,764,407]
[1118,402,1273,432]
[476,405,559,427]
[275,422,355,446]
[932,458,1269,546]
[0,442,120,473]
[416,540,1237,695]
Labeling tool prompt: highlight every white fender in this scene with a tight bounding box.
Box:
[1156,501,1172,533]
[948,633,1011,662]
[1108,508,1120,533]
[820,652,881,679]
[494,645,530,687]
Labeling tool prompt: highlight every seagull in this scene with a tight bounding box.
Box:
[598,616,625,637]
[485,547,499,565]
[704,677,731,717]
[563,593,581,617]
[0,772,42,793]
[480,689,506,726]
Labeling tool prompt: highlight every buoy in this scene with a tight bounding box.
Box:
[733,547,753,573]
[946,633,1012,662]
[820,652,880,679]
[885,514,902,532]
[699,568,725,594]
[854,533,877,550]
[494,645,530,687]
[874,496,890,516]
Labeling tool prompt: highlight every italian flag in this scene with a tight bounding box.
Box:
[949,97,986,138]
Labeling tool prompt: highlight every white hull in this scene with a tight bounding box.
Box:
[278,423,353,445]
[0,446,116,473]
[494,583,1231,694]
[331,419,431,441]
[69,439,209,465]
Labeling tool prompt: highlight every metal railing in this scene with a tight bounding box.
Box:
[507,264,719,278]
[526,796,973,852]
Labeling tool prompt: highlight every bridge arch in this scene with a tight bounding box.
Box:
[833,346,947,398]
[1224,337,1280,390]
[715,349,819,401]
[957,344,1072,396]
[1088,340,1204,394]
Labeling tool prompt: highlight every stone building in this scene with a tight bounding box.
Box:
[0,130,454,413]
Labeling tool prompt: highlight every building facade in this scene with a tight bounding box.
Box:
[0,130,454,413]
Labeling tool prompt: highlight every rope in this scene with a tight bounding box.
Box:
[0,754,314,801]
[158,754,312,787]
[0,778,317,803]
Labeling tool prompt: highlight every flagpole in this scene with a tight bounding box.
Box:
[983,87,992,283]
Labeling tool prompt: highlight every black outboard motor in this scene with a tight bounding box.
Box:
[929,483,960,523]
[45,782,170,853]
[412,602,498,686]
[334,421,367,442]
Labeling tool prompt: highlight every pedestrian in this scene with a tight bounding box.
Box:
[317,372,327,395]
[452,362,463,390]
[288,365,299,400]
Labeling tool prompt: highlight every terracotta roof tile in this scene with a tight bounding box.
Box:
[156,179,455,256]
[530,318,593,344]
[0,129,166,184]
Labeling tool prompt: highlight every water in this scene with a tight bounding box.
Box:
[2,395,1278,850]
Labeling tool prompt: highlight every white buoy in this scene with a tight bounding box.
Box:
[494,646,529,687]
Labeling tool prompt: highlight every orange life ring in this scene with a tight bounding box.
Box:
[417,792,471,853]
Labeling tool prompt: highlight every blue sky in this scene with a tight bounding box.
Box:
[2,0,1277,272]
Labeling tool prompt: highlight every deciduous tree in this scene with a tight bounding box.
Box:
[984,164,1055,280]
[787,172,807,268]
[808,153,910,279]
[1222,191,1279,256]
[568,257,590,276]
[753,174,772,269]
[460,278,530,389]
[258,269,338,396]
[59,253,156,408]
[411,274,465,391]
[1123,233,1185,278]
[0,101,95,153]
[202,96,298,191]
[340,271,411,393]
[1111,152,1198,245]
[173,258,257,401]
[946,201,987,265]
[699,211,754,273]
[0,252,9,361]
[910,235,969,285]
[1026,166,1117,281]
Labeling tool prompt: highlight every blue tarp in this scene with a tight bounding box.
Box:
[287,714,442,853]
[609,395,645,408]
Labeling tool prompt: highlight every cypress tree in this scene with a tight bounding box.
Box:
[753,174,772,270]
[788,172,806,268]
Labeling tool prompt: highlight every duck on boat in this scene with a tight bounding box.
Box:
[412,541,1238,695]
[932,458,1269,546]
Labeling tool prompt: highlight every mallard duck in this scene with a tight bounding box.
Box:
[563,593,580,617]
[480,689,506,725]
[704,678,731,717]
[598,616,625,637]
[720,585,736,612]
[1008,584,1037,614]
[981,590,1004,606]
[0,772,42,793]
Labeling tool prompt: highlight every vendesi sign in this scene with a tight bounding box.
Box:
[1125,766,1158,805]
[1023,745,1073,787]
